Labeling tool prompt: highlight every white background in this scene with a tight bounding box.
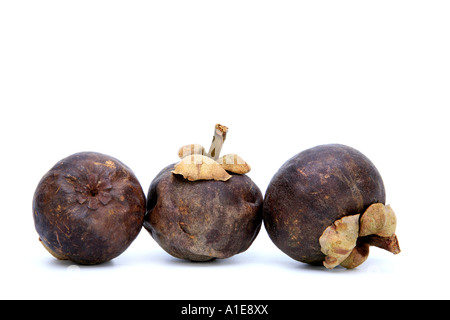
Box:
[1,1,449,300]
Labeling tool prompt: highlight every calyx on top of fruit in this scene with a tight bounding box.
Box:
[319,203,400,269]
[171,124,251,181]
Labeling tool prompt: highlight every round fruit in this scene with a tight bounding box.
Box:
[144,164,263,261]
[144,124,263,261]
[33,152,146,264]
[263,144,400,269]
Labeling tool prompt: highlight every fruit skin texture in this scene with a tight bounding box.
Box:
[263,144,386,265]
[33,152,146,265]
[144,164,263,261]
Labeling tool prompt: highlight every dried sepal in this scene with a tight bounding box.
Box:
[217,154,251,174]
[172,154,232,182]
[319,214,360,269]
[359,203,397,237]
[339,242,370,269]
[178,144,206,159]
[320,203,400,270]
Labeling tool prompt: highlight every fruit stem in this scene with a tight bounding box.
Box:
[362,234,401,254]
[207,124,228,160]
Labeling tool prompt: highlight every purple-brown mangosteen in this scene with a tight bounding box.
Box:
[144,124,263,261]
[263,144,400,269]
[33,152,146,265]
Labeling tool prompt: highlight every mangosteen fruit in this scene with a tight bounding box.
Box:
[33,152,146,265]
[144,124,263,261]
[263,144,400,269]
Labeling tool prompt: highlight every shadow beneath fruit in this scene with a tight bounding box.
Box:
[264,254,360,273]
[48,258,115,269]
[296,263,355,273]
[159,252,254,267]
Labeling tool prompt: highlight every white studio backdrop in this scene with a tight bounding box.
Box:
[1,1,449,299]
